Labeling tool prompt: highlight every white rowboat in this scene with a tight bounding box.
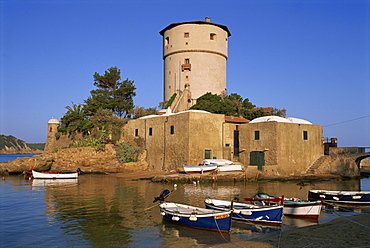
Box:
[32,170,79,179]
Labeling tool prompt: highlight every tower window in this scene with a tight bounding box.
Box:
[184,32,189,38]
[210,33,216,40]
[135,129,138,137]
[149,127,152,136]
[165,37,169,45]
[182,59,191,71]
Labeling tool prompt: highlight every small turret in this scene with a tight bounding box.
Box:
[44,118,59,153]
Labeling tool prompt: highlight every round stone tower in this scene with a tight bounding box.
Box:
[44,118,59,153]
[159,17,231,108]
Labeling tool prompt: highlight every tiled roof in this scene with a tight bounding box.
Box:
[224,116,250,123]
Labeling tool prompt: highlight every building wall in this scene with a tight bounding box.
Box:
[239,122,323,175]
[123,112,324,175]
[122,111,225,172]
[161,22,229,103]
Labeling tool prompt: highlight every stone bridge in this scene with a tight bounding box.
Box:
[354,151,370,167]
[306,148,370,176]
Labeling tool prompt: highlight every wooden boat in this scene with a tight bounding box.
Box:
[308,190,370,205]
[201,159,243,172]
[282,199,322,219]
[159,202,232,232]
[32,170,78,179]
[247,194,323,219]
[204,199,283,224]
[182,164,217,174]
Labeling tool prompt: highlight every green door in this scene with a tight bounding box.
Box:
[250,151,265,171]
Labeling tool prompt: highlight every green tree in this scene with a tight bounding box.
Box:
[190,93,236,115]
[190,92,285,120]
[84,67,136,118]
[131,106,158,119]
[59,102,92,135]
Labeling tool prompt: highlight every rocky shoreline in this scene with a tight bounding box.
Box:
[1,146,368,183]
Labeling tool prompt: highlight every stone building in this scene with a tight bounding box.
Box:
[238,116,323,175]
[123,111,324,175]
[44,118,59,153]
[123,110,226,172]
[160,17,231,112]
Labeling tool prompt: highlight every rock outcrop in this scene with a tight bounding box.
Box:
[0,155,53,174]
[0,144,149,174]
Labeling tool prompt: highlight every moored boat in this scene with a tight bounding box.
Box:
[159,202,232,232]
[182,164,217,174]
[248,194,323,219]
[32,170,79,179]
[201,159,243,172]
[308,190,370,205]
[282,200,322,219]
[204,199,283,224]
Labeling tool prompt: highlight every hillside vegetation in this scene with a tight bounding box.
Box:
[0,135,44,154]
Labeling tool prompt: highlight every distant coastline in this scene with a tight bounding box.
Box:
[0,134,44,154]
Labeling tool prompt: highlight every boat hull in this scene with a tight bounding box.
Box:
[204,199,283,224]
[182,164,217,174]
[32,170,78,179]
[283,200,322,219]
[309,190,370,205]
[249,194,322,219]
[217,164,243,172]
[159,202,232,232]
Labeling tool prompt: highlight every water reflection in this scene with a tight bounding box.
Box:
[4,175,369,247]
[160,221,231,246]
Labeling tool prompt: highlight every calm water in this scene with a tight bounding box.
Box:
[1,154,370,247]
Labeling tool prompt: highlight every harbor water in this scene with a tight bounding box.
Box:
[1,154,370,247]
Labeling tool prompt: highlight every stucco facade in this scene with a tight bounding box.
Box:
[160,18,231,105]
[122,111,226,172]
[123,111,324,175]
[238,121,323,175]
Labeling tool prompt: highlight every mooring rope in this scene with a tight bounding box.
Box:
[213,216,245,248]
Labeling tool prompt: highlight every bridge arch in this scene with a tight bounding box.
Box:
[354,152,370,167]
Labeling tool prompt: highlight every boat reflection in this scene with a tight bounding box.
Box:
[324,203,370,214]
[160,220,231,246]
[231,220,281,236]
[282,216,318,227]
[31,178,78,188]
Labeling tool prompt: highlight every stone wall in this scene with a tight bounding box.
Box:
[315,155,360,177]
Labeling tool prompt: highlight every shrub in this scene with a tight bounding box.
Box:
[115,142,140,163]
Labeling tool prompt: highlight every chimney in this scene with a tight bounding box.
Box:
[205,17,210,22]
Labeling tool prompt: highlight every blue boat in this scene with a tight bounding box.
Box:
[204,199,283,224]
[159,202,232,232]
[308,190,370,205]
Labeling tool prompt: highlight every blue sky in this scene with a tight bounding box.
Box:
[1,0,369,148]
